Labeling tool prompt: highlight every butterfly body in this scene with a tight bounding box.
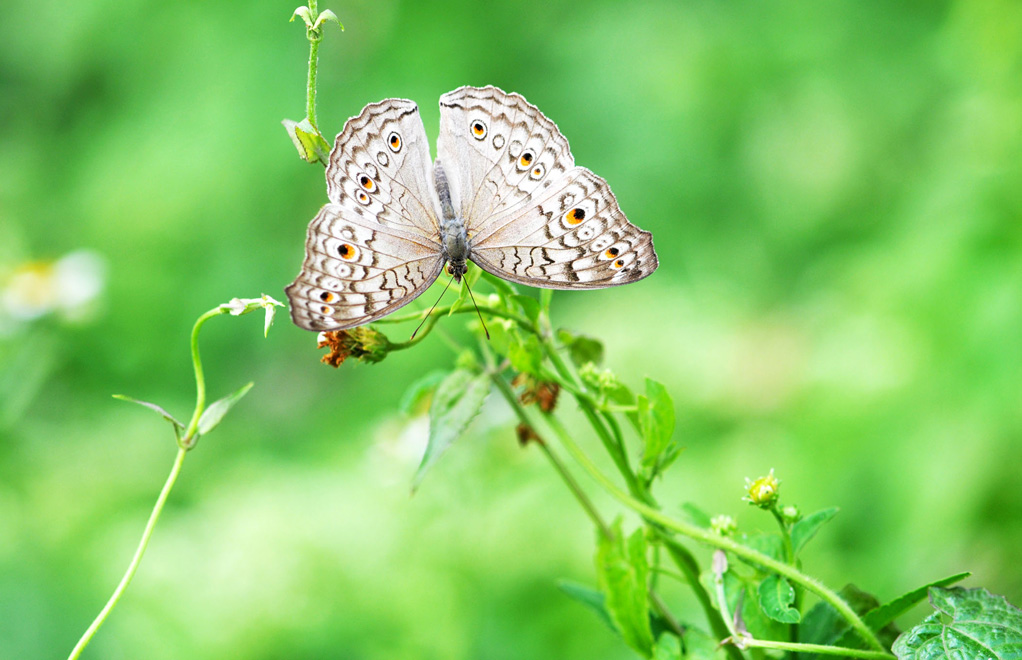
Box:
[434,160,470,282]
[286,86,658,332]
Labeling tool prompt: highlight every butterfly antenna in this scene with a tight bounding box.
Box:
[411,273,455,340]
[463,275,490,340]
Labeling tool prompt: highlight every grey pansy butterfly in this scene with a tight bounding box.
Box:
[285,85,658,332]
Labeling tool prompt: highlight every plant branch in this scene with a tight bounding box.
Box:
[68,447,188,660]
[544,416,888,653]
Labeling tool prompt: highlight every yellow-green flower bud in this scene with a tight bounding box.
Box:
[744,469,780,509]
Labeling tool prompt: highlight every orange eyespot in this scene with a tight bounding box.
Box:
[529,163,545,180]
[387,132,402,152]
[358,175,376,192]
[319,305,334,315]
[518,151,534,169]
[564,207,586,225]
[604,247,620,259]
[338,243,357,260]
[357,190,370,204]
[471,120,487,139]
[319,291,336,303]
[612,259,625,269]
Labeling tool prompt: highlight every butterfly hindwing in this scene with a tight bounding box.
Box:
[469,167,658,289]
[286,204,445,331]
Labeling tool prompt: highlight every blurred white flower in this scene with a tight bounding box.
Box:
[1,250,107,324]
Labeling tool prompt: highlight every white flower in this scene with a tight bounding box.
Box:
[1,250,106,323]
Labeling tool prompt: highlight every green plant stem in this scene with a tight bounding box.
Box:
[182,307,223,446]
[735,638,894,659]
[67,447,188,660]
[376,303,532,331]
[489,371,613,540]
[660,535,742,659]
[305,0,320,130]
[544,415,888,654]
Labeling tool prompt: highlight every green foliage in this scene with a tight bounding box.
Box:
[414,369,491,488]
[757,575,800,624]
[557,329,605,368]
[893,587,1022,660]
[638,378,677,482]
[197,381,253,436]
[596,523,654,658]
[791,507,839,556]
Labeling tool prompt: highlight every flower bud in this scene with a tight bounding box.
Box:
[710,515,737,536]
[744,469,780,509]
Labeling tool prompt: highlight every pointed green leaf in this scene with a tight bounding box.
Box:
[758,575,801,623]
[282,117,331,165]
[557,329,605,368]
[113,394,184,429]
[596,523,654,657]
[830,573,970,652]
[507,328,543,377]
[893,587,1022,659]
[197,382,254,435]
[510,294,541,324]
[791,507,839,555]
[680,502,712,528]
[398,370,449,415]
[557,580,615,632]
[800,584,899,656]
[413,370,490,489]
[638,379,675,478]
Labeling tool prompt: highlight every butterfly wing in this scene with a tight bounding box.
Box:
[437,85,657,289]
[437,85,574,234]
[287,99,445,331]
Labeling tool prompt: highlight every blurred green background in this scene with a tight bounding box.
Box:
[2,0,1020,657]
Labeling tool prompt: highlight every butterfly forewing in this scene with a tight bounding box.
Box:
[325,98,442,238]
[287,98,445,331]
[437,86,574,232]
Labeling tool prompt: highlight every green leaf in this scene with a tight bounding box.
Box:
[413,370,490,489]
[800,584,899,657]
[281,117,331,165]
[707,568,787,643]
[557,329,605,368]
[398,369,449,415]
[510,293,541,324]
[860,572,970,635]
[557,580,615,632]
[197,382,254,435]
[113,395,184,429]
[824,573,971,655]
[652,633,681,660]
[893,587,1022,659]
[676,627,727,659]
[791,507,839,555]
[638,379,676,478]
[507,328,543,377]
[735,532,786,568]
[680,502,712,528]
[758,575,801,623]
[596,523,654,658]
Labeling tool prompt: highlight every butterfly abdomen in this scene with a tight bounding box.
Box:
[434,160,470,281]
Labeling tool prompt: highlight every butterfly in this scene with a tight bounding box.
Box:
[285,85,658,331]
